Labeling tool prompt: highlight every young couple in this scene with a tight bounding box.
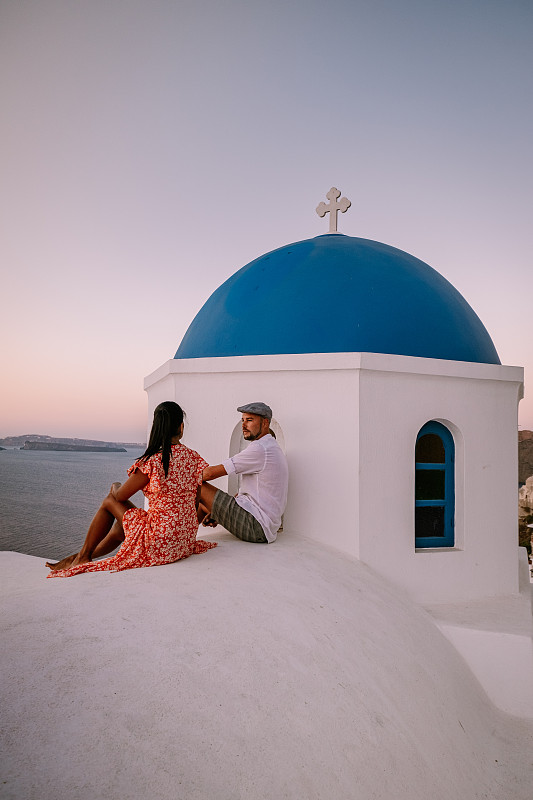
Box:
[46,401,288,579]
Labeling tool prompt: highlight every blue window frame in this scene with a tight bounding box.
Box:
[415,421,455,548]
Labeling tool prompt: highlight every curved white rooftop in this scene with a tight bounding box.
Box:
[2,534,532,800]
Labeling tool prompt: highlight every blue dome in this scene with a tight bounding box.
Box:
[175,234,500,364]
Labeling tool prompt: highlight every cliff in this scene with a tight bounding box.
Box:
[519,430,533,484]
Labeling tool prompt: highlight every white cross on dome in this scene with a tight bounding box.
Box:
[316,187,351,233]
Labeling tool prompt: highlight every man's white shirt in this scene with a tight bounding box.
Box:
[222,434,288,542]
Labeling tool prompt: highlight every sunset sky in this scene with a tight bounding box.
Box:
[1,0,532,442]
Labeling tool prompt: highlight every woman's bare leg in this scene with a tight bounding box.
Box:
[46,483,135,571]
[196,501,209,524]
[92,483,133,557]
[196,483,219,527]
[91,518,127,559]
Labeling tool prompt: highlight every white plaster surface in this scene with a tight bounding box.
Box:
[426,550,533,717]
[145,351,524,604]
[2,535,533,800]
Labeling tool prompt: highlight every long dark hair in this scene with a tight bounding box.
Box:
[138,401,185,477]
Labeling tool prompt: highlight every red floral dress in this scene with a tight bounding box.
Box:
[47,444,216,579]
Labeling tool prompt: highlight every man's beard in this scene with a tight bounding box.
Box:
[243,431,258,441]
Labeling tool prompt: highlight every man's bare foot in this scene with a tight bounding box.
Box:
[202,516,218,528]
[45,553,78,571]
[110,482,122,496]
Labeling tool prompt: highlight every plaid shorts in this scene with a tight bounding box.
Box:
[212,490,268,543]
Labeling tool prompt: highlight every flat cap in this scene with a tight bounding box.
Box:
[237,402,273,420]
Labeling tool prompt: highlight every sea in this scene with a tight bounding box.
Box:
[0,447,146,560]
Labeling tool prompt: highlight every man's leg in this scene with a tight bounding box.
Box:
[199,483,267,544]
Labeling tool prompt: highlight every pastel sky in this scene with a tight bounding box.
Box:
[1,0,532,442]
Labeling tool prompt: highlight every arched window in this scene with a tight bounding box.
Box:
[415,421,455,548]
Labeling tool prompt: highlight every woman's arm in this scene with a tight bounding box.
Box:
[114,468,150,502]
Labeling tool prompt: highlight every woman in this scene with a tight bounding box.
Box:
[46,401,216,578]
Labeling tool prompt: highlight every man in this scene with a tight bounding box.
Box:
[198,402,288,543]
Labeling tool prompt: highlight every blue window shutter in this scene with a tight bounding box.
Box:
[415,421,455,548]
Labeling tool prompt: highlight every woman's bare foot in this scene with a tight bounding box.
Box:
[45,553,78,571]
[45,550,93,570]
[68,552,92,568]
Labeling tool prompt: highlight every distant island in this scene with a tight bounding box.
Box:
[0,434,145,449]
[22,441,127,453]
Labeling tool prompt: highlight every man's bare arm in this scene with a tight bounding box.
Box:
[202,464,228,482]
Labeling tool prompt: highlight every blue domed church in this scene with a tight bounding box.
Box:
[175,233,500,366]
[145,191,531,715]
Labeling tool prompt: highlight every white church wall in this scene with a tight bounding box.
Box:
[144,352,523,604]
[357,354,524,603]
[145,353,362,556]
